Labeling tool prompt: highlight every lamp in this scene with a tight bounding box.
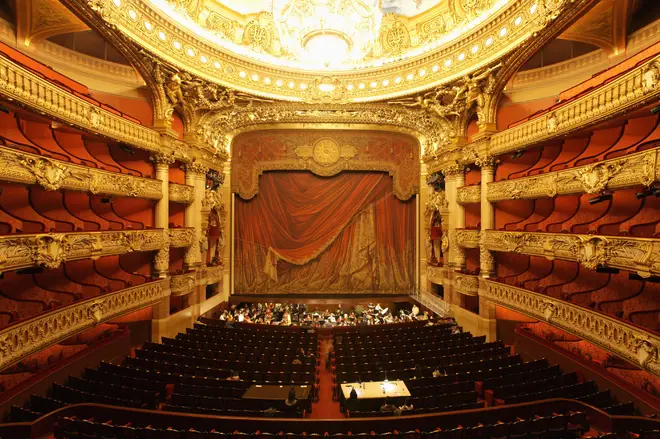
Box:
[273,0,382,67]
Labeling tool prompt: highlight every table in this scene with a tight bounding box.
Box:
[242,384,311,401]
[340,380,410,400]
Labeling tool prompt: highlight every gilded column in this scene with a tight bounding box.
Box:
[184,162,209,271]
[222,160,231,302]
[419,162,429,295]
[476,156,497,278]
[151,153,175,278]
[444,165,466,272]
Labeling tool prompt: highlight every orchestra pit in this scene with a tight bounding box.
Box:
[0,0,658,438]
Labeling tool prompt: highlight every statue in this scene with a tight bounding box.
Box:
[450,62,502,125]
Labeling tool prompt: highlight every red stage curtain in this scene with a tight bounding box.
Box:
[235,171,415,294]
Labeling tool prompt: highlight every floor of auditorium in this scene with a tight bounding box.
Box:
[308,335,343,419]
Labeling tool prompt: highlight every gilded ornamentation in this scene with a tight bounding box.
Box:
[185,161,209,175]
[18,155,71,191]
[427,189,449,212]
[229,129,420,201]
[487,55,660,157]
[0,280,168,370]
[170,272,197,296]
[482,230,660,278]
[242,13,276,55]
[169,228,196,248]
[442,163,466,177]
[482,280,660,377]
[87,107,101,129]
[168,183,195,204]
[204,264,223,285]
[294,138,357,167]
[455,229,480,248]
[454,273,479,296]
[427,266,444,285]
[456,185,481,205]
[487,148,659,202]
[153,249,169,274]
[150,152,177,166]
[0,230,165,273]
[380,18,411,56]
[474,155,498,169]
[451,63,502,127]
[0,146,162,199]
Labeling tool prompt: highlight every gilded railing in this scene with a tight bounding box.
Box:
[481,230,660,278]
[457,185,481,205]
[482,280,660,376]
[454,273,479,296]
[204,265,223,285]
[427,265,444,285]
[455,229,480,248]
[0,230,165,272]
[168,228,196,248]
[410,288,452,318]
[0,279,169,370]
[169,183,195,204]
[170,272,197,296]
[0,54,162,154]
[487,148,660,201]
[489,55,660,156]
[0,145,162,199]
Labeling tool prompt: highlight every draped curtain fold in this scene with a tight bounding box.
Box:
[235,171,415,294]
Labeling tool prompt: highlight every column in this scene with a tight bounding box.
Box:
[151,153,175,278]
[184,162,208,271]
[444,165,466,272]
[477,156,497,278]
[419,163,429,295]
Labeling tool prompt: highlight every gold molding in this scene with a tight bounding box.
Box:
[488,54,660,157]
[482,230,660,278]
[0,146,163,199]
[170,271,196,296]
[427,265,444,285]
[482,280,660,376]
[83,0,567,103]
[487,148,659,202]
[168,182,195,204]
[425,53,660,173]
[169,228,196,248]
[203,264,223,285]
[0,230,165,273]
[455,229,481,249]
[454,272,479,296]
[457,184,481,205]
[0,279,169,371]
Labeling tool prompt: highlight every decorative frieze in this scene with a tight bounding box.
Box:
[169,183,195,204]
[204,264,223,285]
[487,148,659,202]
[456,185,481,205]
[0,146,162,199]
[489,54,660,157]
[170,272,197,296]
[169,228,196,248]
[0,230,165,273]
[482,280,660,377]
[0,279,168,370]
[454,273,479,296]
[455,229,481,249]
[427,265,444,285]
[482,230,660,278]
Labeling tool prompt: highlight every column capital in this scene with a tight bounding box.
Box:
[441,163,467,178]
[184,161,209,175]
[475,155,499,170]
[150,152,177,167]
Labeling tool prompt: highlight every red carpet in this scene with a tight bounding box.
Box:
[308,336,343,419]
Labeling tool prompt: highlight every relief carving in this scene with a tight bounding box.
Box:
[18,155,71,191]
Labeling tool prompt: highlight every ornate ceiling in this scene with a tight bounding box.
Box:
[86,0,566,103]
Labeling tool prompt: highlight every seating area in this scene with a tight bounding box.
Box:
[331,324,632,418]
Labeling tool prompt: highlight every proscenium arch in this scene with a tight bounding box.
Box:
[227,124,424,201]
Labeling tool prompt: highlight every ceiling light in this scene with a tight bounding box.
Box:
[288,81,295,89]
[264,77,271,85]
[347,84,355,90]
[128,9,137,20]
[200,55,208,63]
[458,53,465,61]
[471,45,479,53]
[406,73,414,80]
[358,83,365,89]
[186,48,195,57]
[251,74,259,81]
[370,81,378,88]
[158,31,167,41]
[239,71,247,78]
[486,37,494,46]
[144,21,153,31]
[500,27,508,37]
[214,61,221,69]
[432,65,439,72]
[419,69,426,77]
[276,80,283,87]
[444,59,452,67]
[300,83,308,90]
[514,16,522,26]
[530,3,538,14]
[395,77,402,84]
[113,0,121,6]
[382,79,389,86]
[172,41,181,50]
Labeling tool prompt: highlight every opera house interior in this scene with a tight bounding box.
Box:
[0,0,659,437]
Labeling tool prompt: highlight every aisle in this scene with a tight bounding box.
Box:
[308,336,343,419]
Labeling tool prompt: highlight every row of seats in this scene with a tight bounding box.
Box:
[333,334,481,359]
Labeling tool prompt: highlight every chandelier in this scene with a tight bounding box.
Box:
[273,0,382,67]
